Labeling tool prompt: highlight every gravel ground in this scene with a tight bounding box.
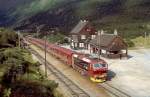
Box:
[107,49,150,97]
[62,45,150,97]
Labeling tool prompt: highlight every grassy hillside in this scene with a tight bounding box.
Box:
[92,0,150,34]
[13,0,150,33]
[1,0,150,44]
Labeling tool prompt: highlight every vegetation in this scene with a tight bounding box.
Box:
[131,36,150,48]
[0,47,61,97]
[0,28,62,97]
[0,28,18,48]
[46,33,66,43]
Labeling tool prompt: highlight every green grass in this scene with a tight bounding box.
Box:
[46,33,65,43]
[0,64,8,81]
[0,47,60,97]
[131,36,150,48]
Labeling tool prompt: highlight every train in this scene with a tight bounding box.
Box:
[27,37,108,82]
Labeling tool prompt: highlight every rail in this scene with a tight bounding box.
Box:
[98,83,131,97]
[27,47,90,97]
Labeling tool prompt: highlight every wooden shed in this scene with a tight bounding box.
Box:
[90,34,128,59]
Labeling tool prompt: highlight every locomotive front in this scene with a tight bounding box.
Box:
[73,53,108,83]
[90,59,108,83]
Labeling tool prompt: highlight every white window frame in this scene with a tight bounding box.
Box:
[91,35,96,39]
[79,43,84,47]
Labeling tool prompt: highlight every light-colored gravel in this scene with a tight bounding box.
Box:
[62,45,150,97]
[105,49,150,97]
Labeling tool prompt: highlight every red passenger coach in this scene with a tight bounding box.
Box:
[27,37,108,82]
[48,44,74,66]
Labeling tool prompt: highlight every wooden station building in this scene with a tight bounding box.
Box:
[70,20,96,49]
[90,32,128,59]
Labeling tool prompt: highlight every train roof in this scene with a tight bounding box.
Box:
[50,44,74,55]
[73,53,106,64]
[28,37,74,55]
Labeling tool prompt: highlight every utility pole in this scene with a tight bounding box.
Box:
[145,32,147,47]
[149,33,150,45]
[36,24,47,77]
[36,24,45,38]
[98,30,101,60]
[36,26,40,38]
[44,31,47,77]
[17,31,21,48]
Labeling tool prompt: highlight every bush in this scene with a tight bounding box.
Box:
[0,28,18,48]
[125,39,135,47]
[10,80,58,97]
[3,88,11,97]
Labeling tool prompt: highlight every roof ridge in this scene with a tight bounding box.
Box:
[70,20,89,34]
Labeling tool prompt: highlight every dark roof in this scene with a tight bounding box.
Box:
[90,34,127,51]
[90,34,116,46]
[70,20,88,34]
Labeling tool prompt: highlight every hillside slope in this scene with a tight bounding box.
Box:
[0,0,150,37]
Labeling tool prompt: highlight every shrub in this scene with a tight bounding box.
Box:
[125,38,135,47]
[0,28,18,48]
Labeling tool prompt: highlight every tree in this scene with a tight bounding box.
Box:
[0,28,18,48]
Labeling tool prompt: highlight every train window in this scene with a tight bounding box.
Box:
[93,64,105,68]
[74,58,89,70]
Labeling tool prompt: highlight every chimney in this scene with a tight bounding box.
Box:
[114,29,118,35]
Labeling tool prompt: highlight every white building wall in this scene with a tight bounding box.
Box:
[101,49,106,54]
[88,44,91,50]
[79,43,84,47]
[122,50,126,53]
[71,42,74,47]
[81,35,86,39]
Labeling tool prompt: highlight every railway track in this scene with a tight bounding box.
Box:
[28,47,90,97]
[98,83,131,97]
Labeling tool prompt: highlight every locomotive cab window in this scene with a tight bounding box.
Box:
[93,63,106,69]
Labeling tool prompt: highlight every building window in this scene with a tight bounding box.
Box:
[91,35,96,39]
[71,42,74,47]
[81,35,86,39]
[79,43,84,47]
[75,43,78,47]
